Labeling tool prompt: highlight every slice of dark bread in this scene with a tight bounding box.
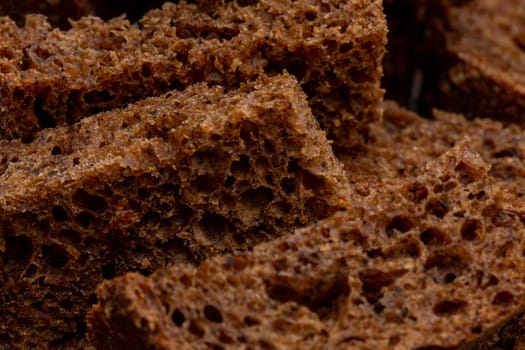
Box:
[0,0,95,28]
[0,0,166,28]
[343,101,525,348]
[341,101,525,196]
[0,0,386,149]
[88,140,525,349]
[422,0,525,121]
[380,0,525,120]
[0,73,351,349]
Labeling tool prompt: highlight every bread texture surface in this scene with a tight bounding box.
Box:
[0,73,351,349]
[88,138,525,349]
[425,0,525,121]
[0,0,386,148]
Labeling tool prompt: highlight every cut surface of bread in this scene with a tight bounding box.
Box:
[0,73,351,349]
[343,101,525,348]
[425,0,525,121]
[0,0,386,148]
[342,101,525,196]
[0,0,95,28]
[0,0,166,28]
[88,139,525,349]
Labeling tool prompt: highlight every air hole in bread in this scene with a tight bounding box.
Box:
[426,198,449,218]
[24,263,37,278]
[241,186,274,210]
[386,335,401,346]
[433,299,467,316]
[461,219,482,241]
[198,213,233,244]
[420,227,447,246]
[424,249,470,284]
[34,89,57,130]
[280,178,296,194]
[339,228,364,243]
[203,305,223,323]
[83,90,114,105]
[385,238,421,259]
[5,234,34,267]
[239,122,258,146]
[265,259,350,319]
[76,321,86,336]
[230,155,251,176]
[171,309,186,327]
[366,248,383,259]
[493,148,518,159]
[49,330,77,348]
[471,325,483,334]
[443,273,456,284]
[304,10,318,21]
[483,204,513,227]
[385,215,414,235]
[141,62,153,78]
[414,345,456,350]
[359,269,405,307]
[218,330,234,344]
[137,188,149,200]
[101,263,116,279]
[31,300,43,309]
[455,161,481,184]
[348,67,369,84]
[514,32,525,51]
[493,291,514,306]
[142,212,161,228]
[224,175,235,188]
[339,42,353,54]
[191,175,222,194]
[42,243,70,268]
[76,211,94,229]
[484,274,500,288]
[243,315,261,326]
[305,197,331,220]
[467,190,487,201]
[179,274,192,289]
[443,180,457,192]
[188,320,205,337]
[52,205,69,222]
[51,146,62,155]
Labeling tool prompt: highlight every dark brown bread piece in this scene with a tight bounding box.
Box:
[0,0,95,28]
[342,101,525,196]
[88,140,525,349]
[0,0,166,29]
[0,0,386,148]
[381,0,525,119]
[0,73,351,349]
[423,0,525,121]
[343,101,525,348]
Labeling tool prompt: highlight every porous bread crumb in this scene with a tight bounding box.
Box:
[88,140,525,349]
[0,0,386,149]
[0,73,351,349]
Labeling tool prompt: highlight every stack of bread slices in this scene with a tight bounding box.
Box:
[1,0,524,349]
